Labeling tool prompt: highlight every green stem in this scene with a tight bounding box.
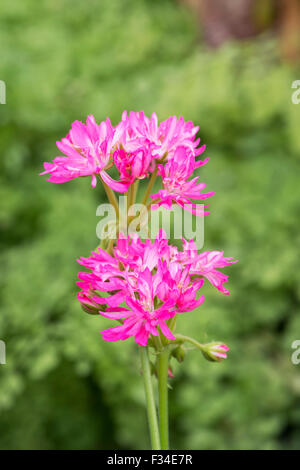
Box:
[107,237,114,255]
[132,179,139,204]
[167,315,177,333]
[128,183,134,210]
[128,179,139,209]
[146,197,160,211]
[173,334,205,351]
[142,166,158,206]
[140,347,161,450]
[157,348,169,450]
[101,178,120,218]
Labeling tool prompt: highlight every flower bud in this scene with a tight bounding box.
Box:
[150,361,157,376]
[172,345,186,363]
[201,343,229,362]
[77,292,105,315]
[168,366,174,378]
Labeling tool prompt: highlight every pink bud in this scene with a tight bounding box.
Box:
[202,343,230,362]
[209,344,229,360]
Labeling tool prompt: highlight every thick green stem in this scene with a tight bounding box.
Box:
[140,347,161,450]
[157,348,169,450]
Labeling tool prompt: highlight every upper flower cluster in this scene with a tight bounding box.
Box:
[77,230,237,346]
[41,111,213,214]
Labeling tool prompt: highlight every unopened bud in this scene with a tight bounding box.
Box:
[172,345,186,363]
[78,292,105,315]
[150,361,157,377]
[202,343,229,362]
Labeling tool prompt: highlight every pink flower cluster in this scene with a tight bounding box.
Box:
[77,230,237,346]
[41,111,237,357]
[41,111,213,214]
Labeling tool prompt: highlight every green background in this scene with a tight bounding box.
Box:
[0,0,300,449]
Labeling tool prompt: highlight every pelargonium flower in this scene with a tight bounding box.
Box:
[156,260,205,312]
[118,111,203,161]
[117,112,213,215]
[113,147,153,183]
[77,230,236,346]
[180,238,238,294]
[41,111,210,198]
[40,115,129,191]
[150,146,214,216]
[100,268,178,346]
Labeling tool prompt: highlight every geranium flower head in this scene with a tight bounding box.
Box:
[77,231,237,346]
[113,147,153,183]
[150,146,213,216]
[41,111,210,196]
[119,111,202,160]
[40,115,130,192]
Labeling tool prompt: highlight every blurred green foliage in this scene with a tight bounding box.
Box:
[1,0,300,450]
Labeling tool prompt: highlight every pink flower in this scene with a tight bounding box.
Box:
[41,110,237,362]
[40,115,129,192]
[119,111,203,160]
[76,230,236,346]
[150,147,214,216]
[77,290,102,314]
[41,111,210,193]
[180,239,238,294]
[113,147,153,183]
[156,260,205,312]
[100,268,177,346]
[191,252,237,295]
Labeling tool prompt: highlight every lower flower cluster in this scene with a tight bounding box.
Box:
[77,230,237,347]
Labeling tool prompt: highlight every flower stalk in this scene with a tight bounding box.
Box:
[140,346,161,450]
[157,347,170,450]
[142,165,158,206]
[101,179,120,218]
